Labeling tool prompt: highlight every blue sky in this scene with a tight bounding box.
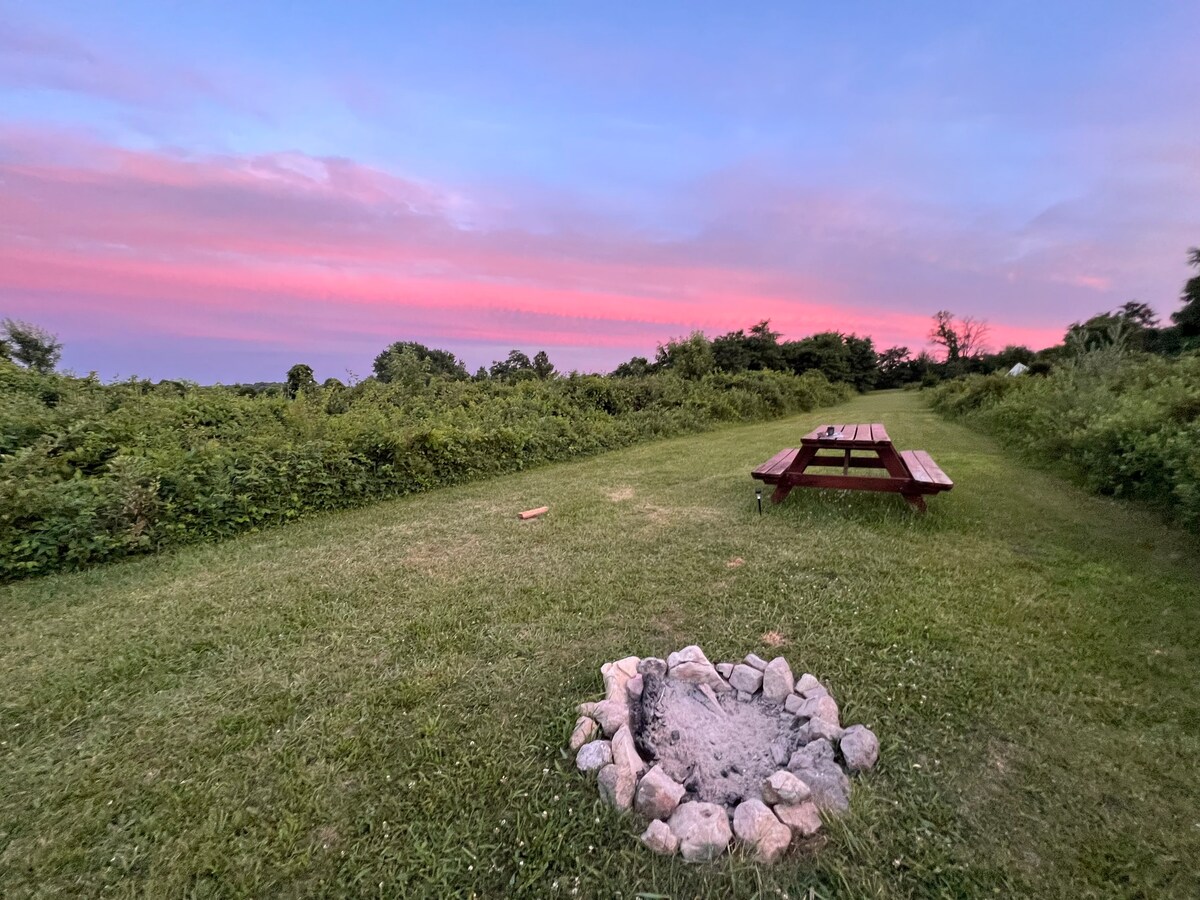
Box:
[2,1,1198,381]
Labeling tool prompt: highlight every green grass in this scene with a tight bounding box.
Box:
[2,389,1198,898]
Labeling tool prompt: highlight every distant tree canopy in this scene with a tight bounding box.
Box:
[655,331,714,379]
[1172,247,1200,336]
[285,363,316,398]
[373,341,468,383]
[1,319,62,374]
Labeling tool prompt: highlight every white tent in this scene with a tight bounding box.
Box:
[1006,362,1030,376]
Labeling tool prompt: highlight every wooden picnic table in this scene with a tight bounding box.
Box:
[751,423,953,512]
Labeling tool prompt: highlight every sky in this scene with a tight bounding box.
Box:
[2,1,1199,383]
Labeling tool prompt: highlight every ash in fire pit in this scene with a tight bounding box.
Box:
[569,646,879,863]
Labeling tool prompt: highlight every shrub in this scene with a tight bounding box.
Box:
[928,353,1200,528]
[0,362,851,580]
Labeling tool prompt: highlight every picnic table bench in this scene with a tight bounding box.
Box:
[751,423,953,512]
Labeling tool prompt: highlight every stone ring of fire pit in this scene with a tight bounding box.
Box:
[569,646,879,863]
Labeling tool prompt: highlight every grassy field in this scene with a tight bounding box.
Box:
[2,389,1198,898]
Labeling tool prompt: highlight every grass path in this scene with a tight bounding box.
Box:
[2,390,1198,898]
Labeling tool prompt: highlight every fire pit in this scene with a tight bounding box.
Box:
[569,646,879,862]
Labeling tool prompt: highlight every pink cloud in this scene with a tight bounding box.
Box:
[1,128,1088,376]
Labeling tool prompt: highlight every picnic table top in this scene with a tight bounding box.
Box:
[801,423,892,446]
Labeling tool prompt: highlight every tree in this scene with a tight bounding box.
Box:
[929,311,989,361]
[531,350,556,380]
[1,319,62,373]
[285,363,316,398]
[611,356,653,378]
[1171,247,1200,336]
[782,332,851,383]
[654,331,713,379]
[373,341,467,382]
[489,350,534,380]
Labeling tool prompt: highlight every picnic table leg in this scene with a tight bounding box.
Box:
[769,445,819,504]
[902,493,927,513]
[842,449,850,476]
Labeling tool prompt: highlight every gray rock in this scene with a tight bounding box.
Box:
[789,756,850,814]
[783,693,804,715]
[576,701,599,717]
[715,662,735,679]
[775,800,823,837]
[667,801,732,862]
[597,762,637,812]
[762,770,811,805]
[732,798,792,863]
[744,653,769,671]
[640,819,679,856]
[635,764,687,820]
[637,657,667,678]
[569,716,598,752]
[796,694,840,727]
[797,717,843,745]
[788,738,835,768]
[761,657,795,704]
[769,737,791,767]
[737,690,754,703]
[576,739,612,772]
[611,725,647,777]
[728,663,764,693]
[794,673,826,697]
[840,724,880,772]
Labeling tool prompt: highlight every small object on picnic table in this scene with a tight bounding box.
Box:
[518,506,549,520]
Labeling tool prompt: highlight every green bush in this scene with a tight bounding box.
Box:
[928,353,1200,528]
[0,364,851,580]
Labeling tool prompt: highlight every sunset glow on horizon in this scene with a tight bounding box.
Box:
[2,2,1199,382]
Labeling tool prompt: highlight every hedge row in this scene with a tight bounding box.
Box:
[0,365,851,580]
[928,351,1200,528]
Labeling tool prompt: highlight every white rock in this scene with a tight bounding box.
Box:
[775,800,823,837]
[761,657,795,704]
[783,694,804,715]
[667,801,732,862]
[733,798,792,863]
[602,656,639,699]
[597,762,637,812]
[667,645,711,669]
[635,764,686,820]
[576,701,599,717]
[840,724,880,772]
[576,739,612,772]
[716,662,735,679]
[640,819,679,856]
[762,770,811,805]
[569,716,598,751]
[611,725,647,777]
[592,697,630,737]
[744,653,769,671]
[728,663,764,693]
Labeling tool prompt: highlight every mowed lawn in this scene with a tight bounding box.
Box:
[2,390,1198,899]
